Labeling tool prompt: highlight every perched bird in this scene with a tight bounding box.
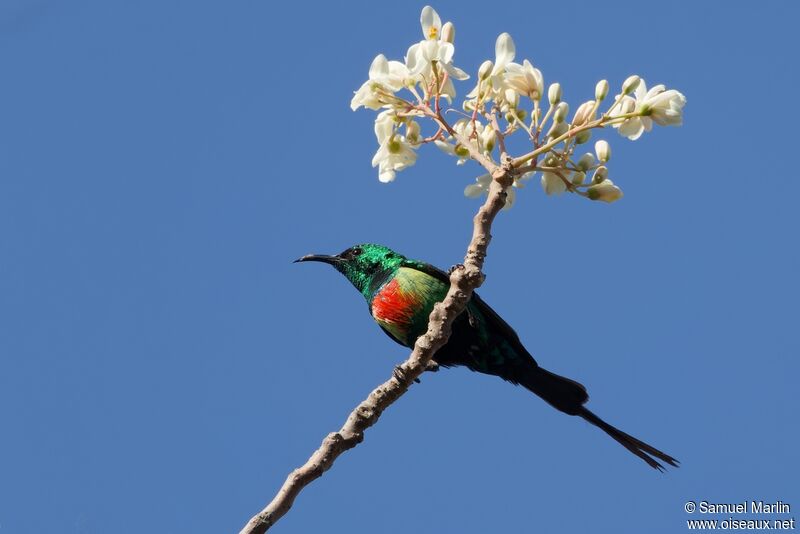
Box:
[296,243,678,471]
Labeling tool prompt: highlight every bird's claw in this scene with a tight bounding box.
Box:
[425,361,440,373]
[447,263,465,275]
[393,365,407,383]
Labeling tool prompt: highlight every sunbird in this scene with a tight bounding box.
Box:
[296,243,678,471]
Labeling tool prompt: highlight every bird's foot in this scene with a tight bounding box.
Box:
[447,263,465,275]
[393,365,408,383]
[425,361,440,373]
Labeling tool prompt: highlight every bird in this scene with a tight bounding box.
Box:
[295,243,678,471]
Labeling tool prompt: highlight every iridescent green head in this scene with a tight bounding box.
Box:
[295,243,406,298]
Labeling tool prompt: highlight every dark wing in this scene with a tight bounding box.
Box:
[469,292,535,361]
[401,258,540,368]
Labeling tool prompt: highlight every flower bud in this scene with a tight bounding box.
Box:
[406,121,421,143]
[575,130,592,144]
[479,60,493,80]
[577,153,595,171]
[547,121,568,140]
[542,153,559,167]
[554,102,569,123]
[441,21,455,43]
[572,100,597,126]
[571,171,586,185]
[548,83,562,104]
[622,75,641,95]
[454,144,470,158]
[595,79,609,102]
[505,109,525,123]
[594,139,610,162]
[587,179,623,203]
[591,166,608,183]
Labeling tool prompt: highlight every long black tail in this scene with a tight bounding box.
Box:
[522,366,679,471]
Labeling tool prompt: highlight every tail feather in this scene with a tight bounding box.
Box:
[579,407,679,471]
[521,365,678,471]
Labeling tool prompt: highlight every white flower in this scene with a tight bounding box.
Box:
[587,179,623,202]
[644,87,687,126]
[435,118,495,164]
[609,94,642,139]
[505,59,544,101]
[372,135,417,183]
[610,79,686,140]
[467,32,516,106]
[420,5,442,40]
[350,54,412,111]
[478,60,493,80]
[372,110,417,182]
[407,40,468,80]
[405,7,468,99]
[464,171,531,209]
[491,33,515,76]
[374,110,397,143]
[541,171,567,195]
[464,173,492,198]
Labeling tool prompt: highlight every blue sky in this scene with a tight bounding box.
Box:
[1,1,798,533]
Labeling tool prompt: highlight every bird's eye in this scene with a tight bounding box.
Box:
[350,247,362,257]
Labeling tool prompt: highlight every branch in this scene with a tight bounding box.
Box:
[239,160,514,534]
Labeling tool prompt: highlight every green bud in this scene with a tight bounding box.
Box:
[592,166,608,183]
[622,75,641,95]
[554,102,569,123]
[587,179,623,202]
[577,153,595,171]
[575,129,592,144]
[548,83,562,105]
[595,79,609,102]
[441,22,455,43]
[406,121,421,143]
[594,139,610,162]
[542,153,560,167]
[506,109,526,123]
[547,121,568,140]
[455,144,470,158]
[479,60,493,80]
[571,171,586,185]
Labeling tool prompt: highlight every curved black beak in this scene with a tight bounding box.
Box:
[294,254,341,266]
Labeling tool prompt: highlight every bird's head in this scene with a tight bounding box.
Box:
[295,243,406,297]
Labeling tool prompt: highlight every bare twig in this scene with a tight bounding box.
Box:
[239,156,514,534]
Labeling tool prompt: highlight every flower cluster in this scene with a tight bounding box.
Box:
[351,6,686,207]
